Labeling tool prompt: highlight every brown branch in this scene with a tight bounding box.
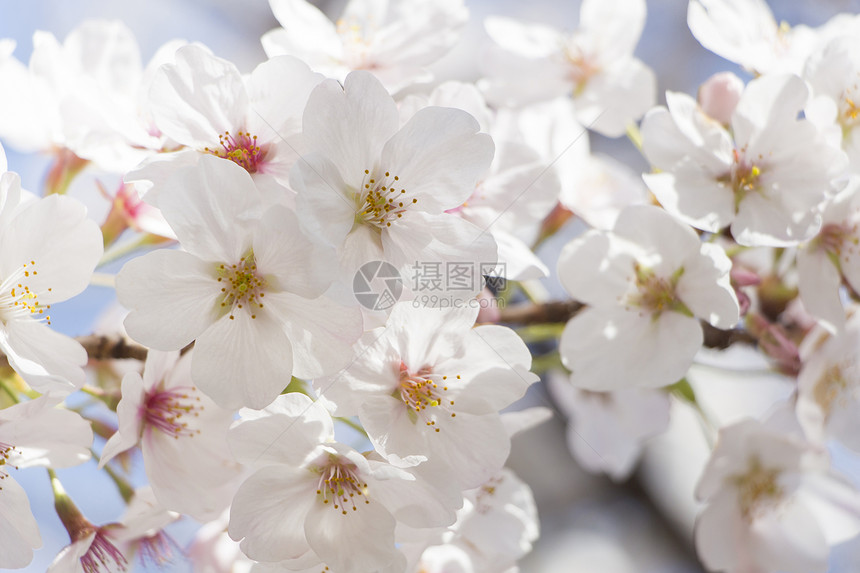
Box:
[499,301,758,350]
[77,334,149,362]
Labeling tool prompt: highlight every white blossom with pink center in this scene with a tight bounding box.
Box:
[99,350,243,521]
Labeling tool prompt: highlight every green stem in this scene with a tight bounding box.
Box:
[98,233,171,268]
[0,379,20,404]
[91,448,134,504]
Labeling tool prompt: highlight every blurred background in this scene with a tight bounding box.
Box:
[2,0,860,571]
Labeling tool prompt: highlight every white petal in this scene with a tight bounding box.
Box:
[797,247,844,333]
[675,242,739,329]
[265,291,362,380]
[0,320,86,393]
[229,393,333,467]
[0,194,102,304]
[155,156,261,263]
[229,465,317,562]
[557,230,635,307]
[380,106,494,212]
[117,249,223,350]
[149,44,247,146]
[302,72,399,188]
[253,205,334,299]
[0,475,41,569]
[560,307,703,390]
[304,490,398,573]
[192,310,294,409]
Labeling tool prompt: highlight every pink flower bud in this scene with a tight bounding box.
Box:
[698,72,744,124]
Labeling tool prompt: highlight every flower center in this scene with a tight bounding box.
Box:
[204,131,266,174]
[143,387,202,439]
[80,529,128,573]
[0,261,52,325]
[839,80,860,131]
[718,148,763,209]
[314,456,369,516]
[0,441,18,488]
[564,41,599,96]
[356,169,416,229]
[813,363,857,417]
[732,458,784,520]
[818,221,859,259]
[137,531,176,567]
[216,251,267,320]
[397,363,459,432]
[627,264,689,318]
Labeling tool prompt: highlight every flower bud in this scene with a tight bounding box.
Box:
[698,72,744,125]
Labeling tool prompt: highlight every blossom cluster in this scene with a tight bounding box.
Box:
[0,0,859,572]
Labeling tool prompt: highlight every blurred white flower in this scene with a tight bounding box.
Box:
[480,0,656,137]
[262,0,468,94]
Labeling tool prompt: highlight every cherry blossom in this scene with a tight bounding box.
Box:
[796,312,860,452]
[133,44,324,206]
[557,205,739,390]
[480,0,656,137]
[796,177,860,332]
[0,20,179,173]
[695,418,860,573]
[641,73,847,246]
[547,373,671,481]
[0,396,93,569]
[292,71,497,298]
[262,0,468,94]
[0,149,103,394]
[228,393,455,573]
[99,350,242,520]
[319,302,538,491]
[117,156,362,409]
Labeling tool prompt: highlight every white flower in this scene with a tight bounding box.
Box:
[694,419,860,573]
[0,20,174,172]
[228,393,454,573]
[480,0,656,137]
[546,373,670,481]
[117,157,362,409]
[796,312,860,452]
[0,150,103,394]
[319,302,538,491]
[409,468,539,573]
[504,98,645,231]
[133,44,324,206]
[641,74,847,246]
[797,177,860,332]
[262,0,468,94]
[188,511,254,573]
[292,71,496,298]
[99,350,243,521]
[557,205,739,390]
[687,0,819,76]
[0,396,93,569]
[804,36,860,174]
